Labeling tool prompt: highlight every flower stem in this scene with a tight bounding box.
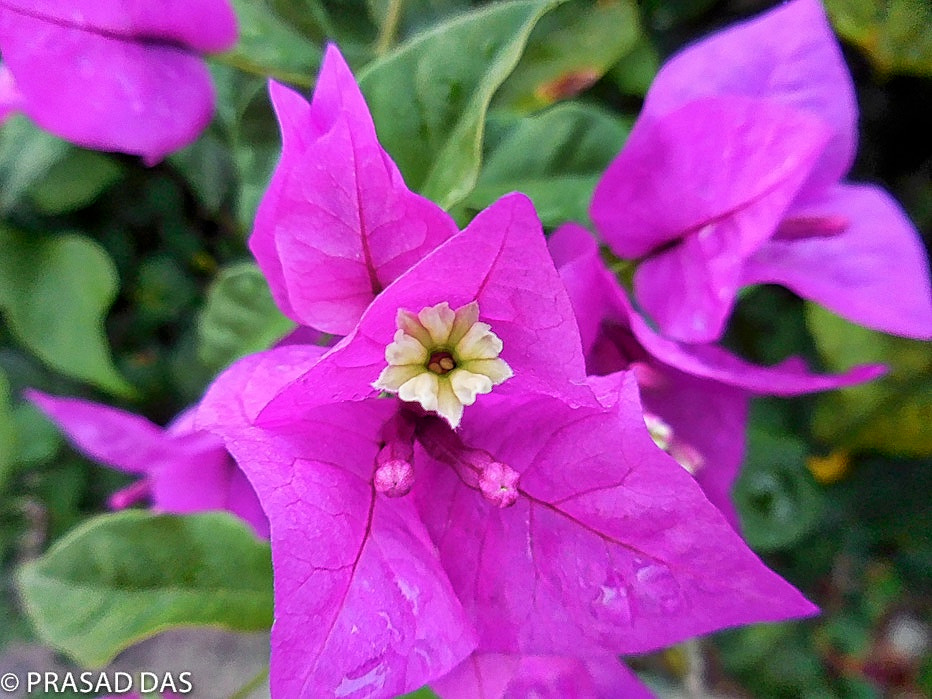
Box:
[374,0,404,56]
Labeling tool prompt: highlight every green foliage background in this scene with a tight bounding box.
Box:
[0,1,929,696]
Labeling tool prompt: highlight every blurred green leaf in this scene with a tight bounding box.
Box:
[30,150,123,215]
[133,255,199,326]
[168,133,237,215]
[0,118,69,215]
[388,0,474,39]
[221,0,322,85]
[642,0,717,30]
[212,67,283,231]
[10,402,61,468]
[33,459,89,543]
[359,0,564,209]
[716,623,835,697]
[17,510,273,668]
[826,0,932,76]
[734,429,823,551]
[610,34,661,95]
[0,229,134,397]
[197,262,295,373]
[0,118,122,215]
[0,369,14,491]
[493,0,641,111]
[459,101,630,226]
[807,304,932,455]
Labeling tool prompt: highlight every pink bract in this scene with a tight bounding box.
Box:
[252,46,458,335]
[550,222,884,523]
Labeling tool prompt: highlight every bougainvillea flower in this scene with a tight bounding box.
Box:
[432,653,654,698]
[198,341,817,697]
[194,43,819,696]
[591,0,932,343]
[251,45,458,335]
[26,390,268,538]
[254,193,596,427]
[0,0,237,163]
[550,223,885,522]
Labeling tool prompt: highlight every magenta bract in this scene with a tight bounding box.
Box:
[549,222,885,522]
[252,46,458,334]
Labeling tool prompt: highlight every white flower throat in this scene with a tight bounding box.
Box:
[373,301,513,428]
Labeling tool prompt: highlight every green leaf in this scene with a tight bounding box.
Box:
[359,0,565,209]
[734,429,823,551]
[459,101,630,227]
[807,304,932,455]
[0,229,134,397]
[221,0,322,86]
[17,511,273,668]
[197,262,295,373]
[0,117,122,215]
[493,0,642,111]
[825,0,932,77]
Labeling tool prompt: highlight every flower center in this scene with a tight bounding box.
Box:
[427,351,456,375]
[372,301,513,428]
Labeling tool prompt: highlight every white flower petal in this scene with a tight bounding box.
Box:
[462,358,514,384]
[398,372,440,412]
[373,364,425,393]
[455,322,504,360]
[436,380,465,428]
[450,369,494,406]
[417,302,456,346]
[385,328,428,365]
[448,301,480,348]
[397,308,432,347]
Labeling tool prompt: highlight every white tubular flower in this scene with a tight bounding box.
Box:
[373,301,514,428]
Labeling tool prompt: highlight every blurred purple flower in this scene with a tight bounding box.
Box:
[591,0,932,343]
[195,47,819,698]
[0,0,237,163]
[550,223,885,524]
[26,390,268,538]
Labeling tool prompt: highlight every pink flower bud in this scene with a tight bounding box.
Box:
[478,460,520,508]
[374,458,415,497]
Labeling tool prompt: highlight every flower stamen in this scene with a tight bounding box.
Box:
[373,301,513,428]
[427,351,456,375]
